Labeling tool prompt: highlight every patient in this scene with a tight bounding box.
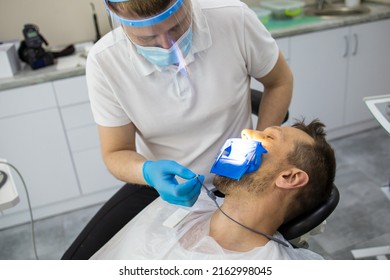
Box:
[91,119,336,259]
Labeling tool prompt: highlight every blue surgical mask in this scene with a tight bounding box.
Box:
[134,26,192,67]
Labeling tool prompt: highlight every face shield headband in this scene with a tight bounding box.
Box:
[105,0,185,27]
[210,138,268,180]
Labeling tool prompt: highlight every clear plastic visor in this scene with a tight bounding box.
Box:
[106,0,192,48]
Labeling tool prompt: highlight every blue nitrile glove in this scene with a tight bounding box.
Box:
[142,160,204,207]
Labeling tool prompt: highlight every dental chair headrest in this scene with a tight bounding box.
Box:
[278,184,340,241]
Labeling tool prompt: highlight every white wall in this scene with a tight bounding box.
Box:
[0,0,111,47]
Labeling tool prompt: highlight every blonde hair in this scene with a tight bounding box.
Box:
[109,0,174,18]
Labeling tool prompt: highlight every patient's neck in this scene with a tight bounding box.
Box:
[209,193,283,252]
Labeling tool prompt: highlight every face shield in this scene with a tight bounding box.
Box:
[104,0,193,68]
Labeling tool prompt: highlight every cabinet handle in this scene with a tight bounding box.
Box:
[352,33,358,56]
[343,35,349,58]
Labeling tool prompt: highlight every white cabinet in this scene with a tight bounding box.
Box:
[0,83,80,227]
[289,27,348,131]
[288,19,390,137]
[345,19,390,125]
[0,77,121,229]
[53,76,122,196]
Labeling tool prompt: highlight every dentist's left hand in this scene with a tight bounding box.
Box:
[142,160,204,207]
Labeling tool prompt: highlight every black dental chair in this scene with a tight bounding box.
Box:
[278,184,340,247]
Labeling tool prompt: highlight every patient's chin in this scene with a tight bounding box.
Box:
[212,175,225,188]
[212,175,235,194]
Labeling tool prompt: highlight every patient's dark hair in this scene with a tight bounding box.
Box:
[284,119,336,222]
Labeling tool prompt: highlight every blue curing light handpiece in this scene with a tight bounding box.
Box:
[210,138,267,180]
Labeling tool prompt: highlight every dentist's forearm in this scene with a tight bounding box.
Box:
[256,51,293,130]
[103,150,148,185]
[256,84,292,130]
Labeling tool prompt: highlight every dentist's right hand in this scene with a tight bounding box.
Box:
[142,160,204,207]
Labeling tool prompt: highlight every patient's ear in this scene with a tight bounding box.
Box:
[275,168,309,189]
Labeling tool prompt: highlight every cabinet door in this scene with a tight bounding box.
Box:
[289,27,349,130]
[73,148,123,194]
[0,109,80,214]
[55,77,122,194]
[345,19,390,125]
[0,82,56,118]
[53,75,89,106]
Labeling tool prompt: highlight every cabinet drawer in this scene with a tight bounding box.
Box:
[53,76,89,106]
[0,83,56,118]
[61,102,94,130]
[67,124,100,152]
[73,148,122,194]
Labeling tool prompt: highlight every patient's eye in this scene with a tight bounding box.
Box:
[265,127,282,140]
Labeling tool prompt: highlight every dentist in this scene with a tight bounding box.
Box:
[62,0,293,259]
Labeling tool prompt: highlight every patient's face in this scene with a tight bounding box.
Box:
[213,126,314,194]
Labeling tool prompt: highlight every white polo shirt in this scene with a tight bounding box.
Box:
[87,0,279,185]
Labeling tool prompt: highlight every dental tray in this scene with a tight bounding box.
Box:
[260,0,305,19]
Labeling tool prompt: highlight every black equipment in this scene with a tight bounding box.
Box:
[18,24,75,70]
